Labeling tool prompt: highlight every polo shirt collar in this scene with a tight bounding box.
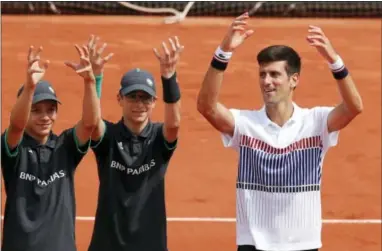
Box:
[259,102,302,127]
[118,118,153,139]
[23,131,57,149]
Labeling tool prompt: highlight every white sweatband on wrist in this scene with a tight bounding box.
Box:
[328,55,345,72]
[214,46,233,62]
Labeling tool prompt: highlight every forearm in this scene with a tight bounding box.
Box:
[331,57,363,114]
[164,101,181,128]
[10,85,35,131]
[162,73,181,128]
[81,79,100,129]
[197,66,225,113]
[197,48,236,135]
[198,44,234,112]
[335,75,363,114]
[90,74,105,141]
[161,72,181,142]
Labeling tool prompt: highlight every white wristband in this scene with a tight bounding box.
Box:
[214,46,233,62]
[328,55,345,72]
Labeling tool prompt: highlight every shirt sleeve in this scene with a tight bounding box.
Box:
[1,129,21,157]
[73,127,92,154]
[313,106,340,150]
[1,130,21,181]
[156,124,177,162]
[90,120,112,158]
[61,128,90,170]
[221,109,243,152]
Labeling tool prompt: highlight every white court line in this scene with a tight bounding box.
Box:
[1,216,381,224]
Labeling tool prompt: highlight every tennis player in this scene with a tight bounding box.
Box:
[86,35,183,251]
[197,12,363,251]
[1,43,101,251]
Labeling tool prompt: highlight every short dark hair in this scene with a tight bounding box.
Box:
[257,45,301,76]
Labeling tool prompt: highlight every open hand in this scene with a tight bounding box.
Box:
[26,46,49,87]
[65,44,95,82]
[307,25,338,64]
[87,34,114,75]
[220,12,254,52]
[153,36,184,79]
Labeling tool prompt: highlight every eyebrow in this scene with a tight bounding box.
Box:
[259,69,282,74]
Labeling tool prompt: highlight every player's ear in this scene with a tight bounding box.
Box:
[116,92,123,107]
[151,96,157,109]
[290,73,299,89]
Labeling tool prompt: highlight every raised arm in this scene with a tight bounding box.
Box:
[85,35,114,143]
[153,36,183,143]
[64,43,100,146]
[307,26,363,133]
[197,13,254,137]
[7,46,49,149]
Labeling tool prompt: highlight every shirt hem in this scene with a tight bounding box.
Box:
[237,240,322,251]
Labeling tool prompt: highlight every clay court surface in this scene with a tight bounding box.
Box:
[1,16,381,250]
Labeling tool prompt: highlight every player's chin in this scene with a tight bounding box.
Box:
[262,95,277,105]
[33,127,52,137]
[130,113,149,123]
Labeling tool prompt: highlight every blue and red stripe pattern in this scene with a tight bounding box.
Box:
[236,135,323,193]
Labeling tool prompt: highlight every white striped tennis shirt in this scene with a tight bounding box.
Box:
[222,103,339,251]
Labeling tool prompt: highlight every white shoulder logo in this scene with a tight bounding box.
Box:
[117,142,124,150]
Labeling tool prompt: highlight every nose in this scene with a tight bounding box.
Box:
[39,112,50,122]
[261,75,272,89]
[133,99,145,108]
[264,74,273,85]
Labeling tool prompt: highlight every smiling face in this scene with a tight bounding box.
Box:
[256,45,301,105]
[117,90,156,125]
[259,61,299,105]
[26,100,58,138]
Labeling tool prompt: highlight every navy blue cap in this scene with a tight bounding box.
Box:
[17,80,61,104]
[120,68,156,97]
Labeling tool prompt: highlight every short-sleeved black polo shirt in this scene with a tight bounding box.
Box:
[1,128,89,251]
[88,119,177,251]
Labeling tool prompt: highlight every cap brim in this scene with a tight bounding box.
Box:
[33,94,61,104]
[120,84,156,97]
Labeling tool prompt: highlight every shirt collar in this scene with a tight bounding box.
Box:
[23,131,57,149]
[118,118,153,139]
[259,102,302,127]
